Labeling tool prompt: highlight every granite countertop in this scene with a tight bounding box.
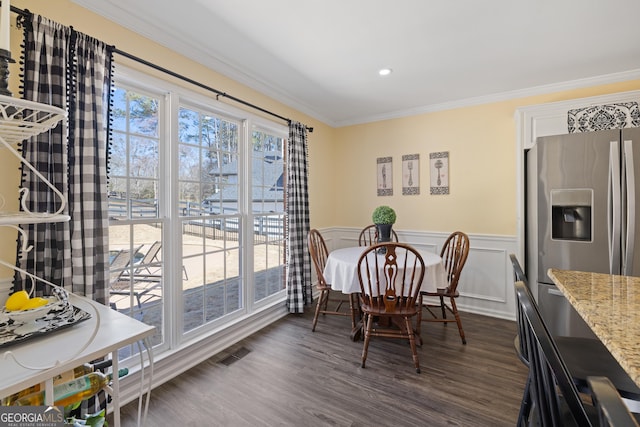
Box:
[547,268,640,388]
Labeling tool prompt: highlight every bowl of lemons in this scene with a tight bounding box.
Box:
[4,290,60,334]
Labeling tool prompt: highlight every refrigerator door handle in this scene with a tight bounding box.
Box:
[610,140,621,274]
[624,139,636,275]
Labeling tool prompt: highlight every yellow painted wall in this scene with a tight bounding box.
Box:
[334,81,640,235]
[1,0,639,264]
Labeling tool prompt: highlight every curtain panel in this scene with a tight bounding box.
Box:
[285,121,312,313]
[16,14,112,304]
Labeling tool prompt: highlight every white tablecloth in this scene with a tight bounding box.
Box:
[323,246,447,295]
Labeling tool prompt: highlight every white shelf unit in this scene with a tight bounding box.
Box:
[0,94,69,225]
[0,95,154,426]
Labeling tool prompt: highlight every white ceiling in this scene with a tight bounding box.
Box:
[72,0,640,127]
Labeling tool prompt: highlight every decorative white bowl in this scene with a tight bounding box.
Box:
[6,298,58,324]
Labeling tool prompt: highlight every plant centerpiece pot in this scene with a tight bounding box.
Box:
[372,205,396,252]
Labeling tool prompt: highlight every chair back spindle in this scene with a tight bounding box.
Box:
[358,224,399,247]
[440,231,469,293]
[308,229,329,289]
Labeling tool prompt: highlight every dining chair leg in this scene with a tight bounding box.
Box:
[348,293,357,330]
[361,313,373,369]
[405,316,421,373]
[440,296,447,320]
[450,298,466,344]
[415,295,424,346]
[311,290,327,332]
[321,290,330,313]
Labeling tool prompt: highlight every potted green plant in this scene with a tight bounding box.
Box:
[372,206,396,252]
[372,205,396,225]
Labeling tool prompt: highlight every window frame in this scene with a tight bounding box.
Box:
[111,65,288,357]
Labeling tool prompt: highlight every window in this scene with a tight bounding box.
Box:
[251,128,286,302]
[108,86,165,357]
[108,68,287,361]
[178,105,242,332]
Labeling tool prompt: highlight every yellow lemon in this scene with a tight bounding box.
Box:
[21,297,49,310]
[5,290,29,311]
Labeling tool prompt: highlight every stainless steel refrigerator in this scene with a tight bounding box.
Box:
[526,126,640,337]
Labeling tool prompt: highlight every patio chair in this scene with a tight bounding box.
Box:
[109,247,161,309]
[131,241,188,280]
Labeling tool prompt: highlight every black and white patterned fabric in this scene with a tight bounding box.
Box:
[285,122,312,313]
[66,31,112,304]
[17,13,112,305]
[16,15,71,295]
[18,13,113,417]
[568,102,640,133]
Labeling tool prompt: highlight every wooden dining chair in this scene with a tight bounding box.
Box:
[307,229,356,332]
[356,242,425,373]
[358,224,399,246]
[515,281,640,426]
[509,253,640,420]
[417,231,469,344]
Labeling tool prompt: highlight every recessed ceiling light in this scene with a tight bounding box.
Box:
[378,68,392,76]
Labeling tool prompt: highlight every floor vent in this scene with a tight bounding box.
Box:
[219,346,251,366]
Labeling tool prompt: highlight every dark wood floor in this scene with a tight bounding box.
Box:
[114,306,528,426]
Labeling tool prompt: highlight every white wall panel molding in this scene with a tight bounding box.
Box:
[461,246,508,304]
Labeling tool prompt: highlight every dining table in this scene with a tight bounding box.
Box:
[547,268,640,389]
[323,245,448,340]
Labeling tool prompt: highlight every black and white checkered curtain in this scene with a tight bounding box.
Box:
[285,121,312,313]
[16,14,112,305]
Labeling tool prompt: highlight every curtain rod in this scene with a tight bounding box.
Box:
[11,5,313,133]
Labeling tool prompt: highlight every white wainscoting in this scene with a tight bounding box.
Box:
[320,227,518,321]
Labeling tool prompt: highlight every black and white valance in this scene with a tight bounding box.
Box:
[568,102,640,133]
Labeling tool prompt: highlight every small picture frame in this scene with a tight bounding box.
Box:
[377,157,393,196]
[402,154,419,195]
[430,151,449,195]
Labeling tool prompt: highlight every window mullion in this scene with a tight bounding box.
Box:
[241,119,254,310]
[167,91,182,347]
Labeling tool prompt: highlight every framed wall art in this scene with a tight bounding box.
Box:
[430,151,449,195]
[377,156,393,196]
[402,154,419,195]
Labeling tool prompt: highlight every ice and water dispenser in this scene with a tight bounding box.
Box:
[550,189,592,241]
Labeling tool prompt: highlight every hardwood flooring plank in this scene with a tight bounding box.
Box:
[114,308,529,426]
